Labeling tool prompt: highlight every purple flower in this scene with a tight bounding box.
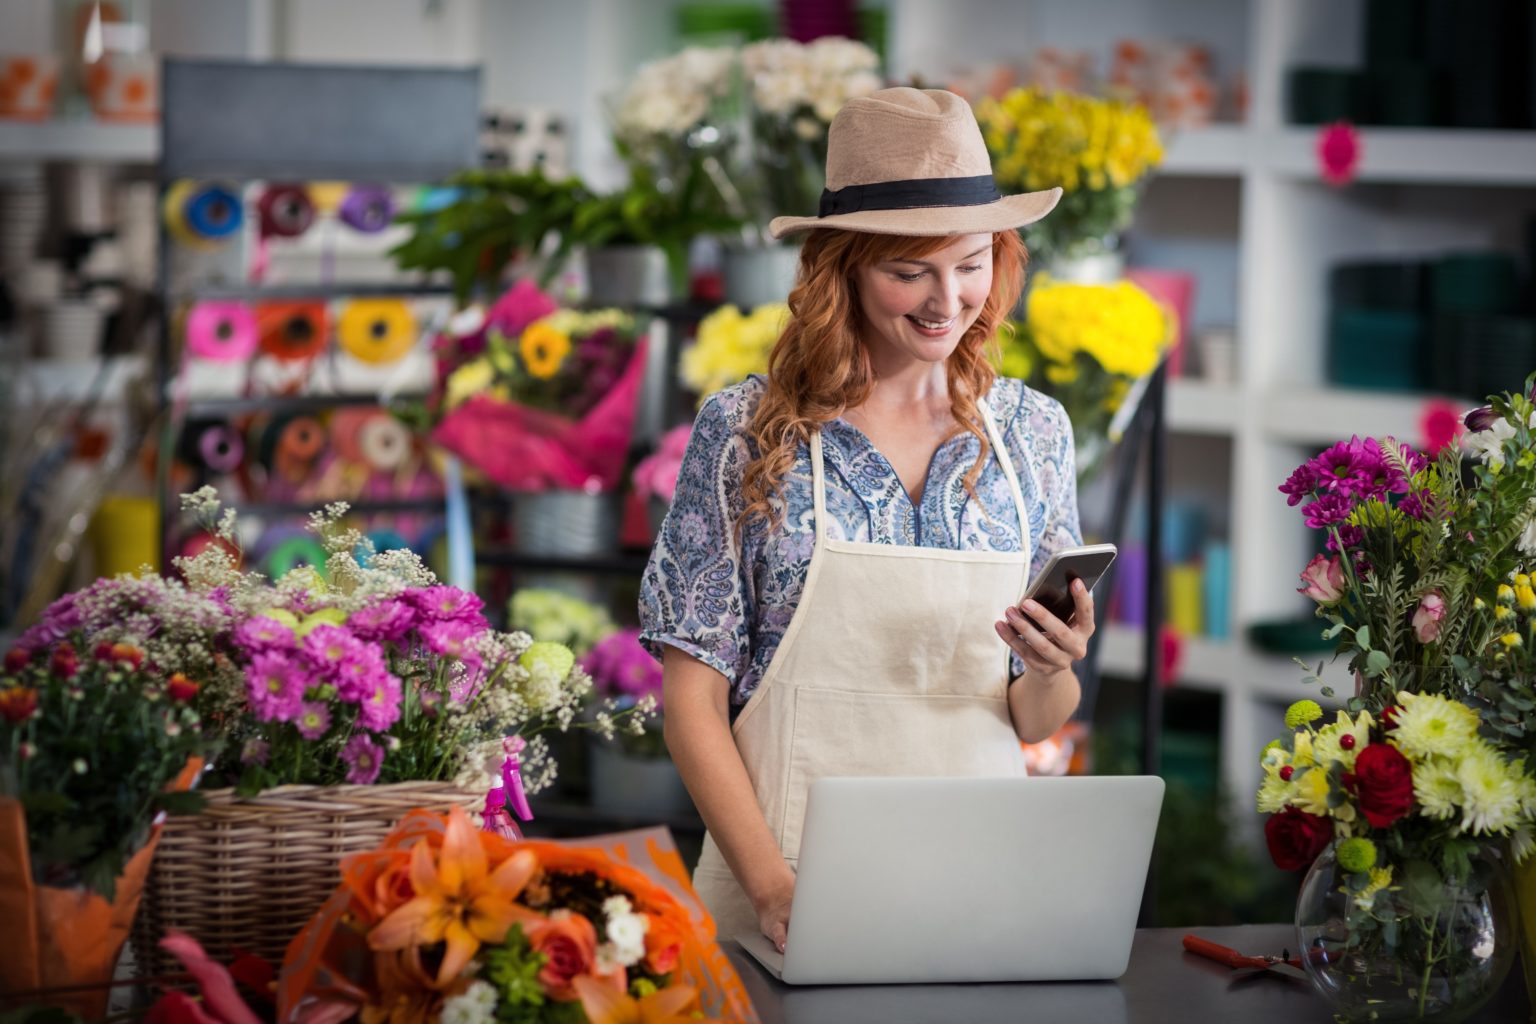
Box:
[582,629,664,705]
[341,733,384,785]
[1398,490,1429,520]
[18,592,81,650]
[356,673,403,731]
[1302,492,1354,529]
[333,646,388,702]
[347,598,417,644]
[235,616,296,653]
[246,651,306,723]
[420,618,480,659]
[1326,523,1365,553]
[295,701,332,740]
[301,624,365,677]
[1308,439,1367,492]
[240,738,270,766]
[1465,405,1498,433]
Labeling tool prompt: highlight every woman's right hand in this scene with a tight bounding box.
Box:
[753,872,795,953]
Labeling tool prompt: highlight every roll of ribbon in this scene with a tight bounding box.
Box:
[162,180,243,248]
[358,415,412,471]
[197,423,244,473]
[186,301,259,362]
[256,183,315,239]
[256,301,328,362]
[278,416,326,462]
[261,529,329,582]
[329,408,379,464]
[307,180,349,215]
[338,184,396,233]
[337,298,416,365]
[366,528,411,554]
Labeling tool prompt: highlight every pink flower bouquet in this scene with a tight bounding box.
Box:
[632,424,692,504]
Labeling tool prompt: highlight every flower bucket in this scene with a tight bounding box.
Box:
[510,489,621,558]
[588,738,694,821]
[0,800,162,1019]
[1515,855,1536,1022]
[722,242,800,309]
[130,782,483,977]
[585,244,672,307]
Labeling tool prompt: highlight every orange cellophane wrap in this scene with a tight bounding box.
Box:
[0,757,205,1019]
[278,811,759,1023]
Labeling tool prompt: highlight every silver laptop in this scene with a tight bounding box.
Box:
[735,775,1164,985]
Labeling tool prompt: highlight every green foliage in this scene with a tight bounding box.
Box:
[390,170,590,305]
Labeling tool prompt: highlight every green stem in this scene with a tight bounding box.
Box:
[1417,917,1437,1018]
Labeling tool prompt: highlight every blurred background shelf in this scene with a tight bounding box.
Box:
[1267,127,1536,186]
[0,119,158,163]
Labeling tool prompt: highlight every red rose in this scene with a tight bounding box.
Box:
[1380,705,1401,730]
[1265,807,1334,871]
[1353,742,1414,828]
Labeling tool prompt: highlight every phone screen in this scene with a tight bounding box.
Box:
[1023,546,1117,625]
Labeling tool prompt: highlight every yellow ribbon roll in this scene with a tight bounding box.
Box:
[337,298,417,365]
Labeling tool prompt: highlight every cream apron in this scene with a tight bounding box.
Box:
[692,399,1034,941]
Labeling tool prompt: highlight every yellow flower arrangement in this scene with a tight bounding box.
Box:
[519,321,572,380]
[974,88,1162,261]
[680,302,790,400]
[994,274,1168,482]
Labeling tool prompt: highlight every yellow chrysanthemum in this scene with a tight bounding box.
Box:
[1291,765,1332,817]
[974,88,1162,195]
[1313,710,1373,771]
[1499,583,1516,604]
[1256,772,1292,814]
[1515,573,1531,588]
[1414,758,1463,821]
[1516,584,1536,611]
[1354,865,1395,912]
[444,359,495,409]
[520,321,571,379]
[1390,691,1480,761]
[1025,276,1168,378]
[1501,632,1523,649]
[681,303,789,399]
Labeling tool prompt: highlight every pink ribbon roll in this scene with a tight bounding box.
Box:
[186,301,258,362]
[197,423,244,473]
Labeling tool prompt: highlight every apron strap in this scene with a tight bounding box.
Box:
[979,398,1030,547]
[810,428,829,544]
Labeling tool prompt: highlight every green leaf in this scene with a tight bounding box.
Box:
[1401,858,1445,919]
[1324,622,1346,639]
[1356,625,1372,649]
[1365,649,1391,678]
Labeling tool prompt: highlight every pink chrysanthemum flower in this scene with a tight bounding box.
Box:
[341,733,384,784]
[295,701,332,740]
[333,645,388,702]
[301,624,365,677]
[356,673,403,732]
[346,598,417,644]
[408,586,487,629]
[246,651,305,723]
[420,618,480,659]
[235,616,296,653]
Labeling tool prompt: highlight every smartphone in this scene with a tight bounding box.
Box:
[1020,543,1118,626]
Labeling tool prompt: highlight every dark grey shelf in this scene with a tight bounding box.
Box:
[173,281,455,302]
[474,548,652,575]
[183,497,447,519]
[180,392,426,417]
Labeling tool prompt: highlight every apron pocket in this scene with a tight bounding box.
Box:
[781,687,1024,861]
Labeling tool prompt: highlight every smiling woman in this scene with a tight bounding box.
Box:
[638,87,1088,954]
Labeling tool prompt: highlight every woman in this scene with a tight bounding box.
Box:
[639,88,1092,951]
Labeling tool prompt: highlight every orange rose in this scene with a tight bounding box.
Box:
[340,848,416,926]
[527,911,600,1002]
[644,911,685,976]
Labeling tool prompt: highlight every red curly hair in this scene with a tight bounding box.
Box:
[739,228,1027,534]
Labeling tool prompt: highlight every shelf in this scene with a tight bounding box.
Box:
[180,392,427,417]
[1165,378,1244,436]
[1158,124,1251,177]
[0,119,158,163]
[475,548,652,575]
[1098,624,1346,702]
[1267,127,1536,187]
[1260,386,1472,447]
[172,281,456,302]
[182,497,447,519]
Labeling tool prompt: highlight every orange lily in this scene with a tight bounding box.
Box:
[574,977,703,1024]
[367,805,540,986]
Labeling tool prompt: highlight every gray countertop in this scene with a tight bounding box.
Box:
[725,923,1532,1024]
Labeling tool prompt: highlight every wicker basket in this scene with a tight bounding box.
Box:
[130,781,482,976]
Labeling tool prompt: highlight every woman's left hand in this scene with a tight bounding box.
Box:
[994,578,1095,675]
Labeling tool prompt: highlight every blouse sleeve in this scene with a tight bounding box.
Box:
[638,391,757,685]
[1005,387,1084,680]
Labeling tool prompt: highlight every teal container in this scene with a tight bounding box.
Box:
[1329,259,1426,311]
[1430,253,1520,315]
[1429,314,1536,401]
[1328,307,1427,391]
[1160,731,1219,802]
[1364,64,1442,126]
[1288,67,1365,124]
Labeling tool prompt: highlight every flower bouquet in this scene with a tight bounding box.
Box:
[737,37,883,224]
[582,629,665,762]
[276,806,758,1023]
[508,589,616,660]
[994,275,1168,483]
[1283,377,1536,709]
[430,281,648,493]
[1258,695,1528,1020]
[0,635,207,1016]
[974,88,1163,264]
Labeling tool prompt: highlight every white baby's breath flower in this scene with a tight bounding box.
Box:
[440,980,497,1024]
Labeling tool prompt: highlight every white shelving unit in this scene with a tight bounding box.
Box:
[883,0,1531,811]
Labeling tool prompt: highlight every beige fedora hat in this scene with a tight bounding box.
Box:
[768,87,1061,239]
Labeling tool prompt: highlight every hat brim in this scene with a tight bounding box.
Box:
[768,187,1062,240]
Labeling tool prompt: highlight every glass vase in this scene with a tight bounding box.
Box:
[1295,844,1516,1023]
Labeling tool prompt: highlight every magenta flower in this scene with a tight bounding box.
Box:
[295,701,332,740]
[582,628,664,705]
[1302,492,1354,529]
[1308,439,1367,492]
[486,279,559,338]
[341,733,384,784]
[246,651,306,723]
[333,646,388,702]
[356,673,403,731]
[1398,490,1429,521]
[235,616,296,653]
[301,624,365,677]
[347,598,417,644]
[18,592,82,650]
[1327,523,1365,553]
[420,618,480,659]
[240,738,270,766]
[410,586,487,627]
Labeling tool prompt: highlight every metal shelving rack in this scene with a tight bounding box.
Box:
[153,58,481,572]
